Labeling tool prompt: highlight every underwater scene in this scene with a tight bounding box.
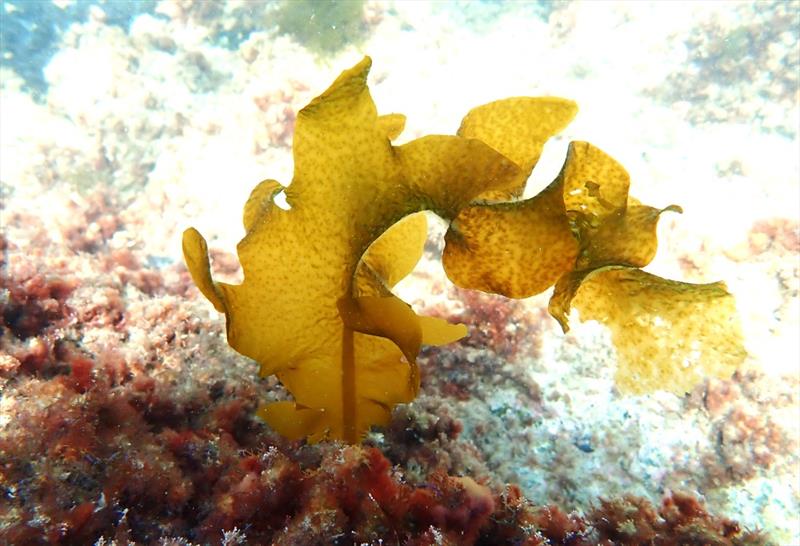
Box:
[1,1,799,544]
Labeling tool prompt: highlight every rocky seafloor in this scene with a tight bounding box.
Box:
[1,1,798,544]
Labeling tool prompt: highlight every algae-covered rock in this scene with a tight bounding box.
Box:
[273,0,368,55]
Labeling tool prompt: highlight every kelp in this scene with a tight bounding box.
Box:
[183,57,745,443]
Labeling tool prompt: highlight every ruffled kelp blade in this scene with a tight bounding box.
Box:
[549,267,746,395]
[457,96,578,199]
[184,57,528,443]
[184,57,747,443]
[442,138,745,394]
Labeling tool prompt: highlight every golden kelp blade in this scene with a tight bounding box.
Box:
[185,56,521,443]
[559,141,630,219]
[442,183,579,299]
[458,97,578,198]
[549,266,746,395]
[243,179,284,231]
[577,203,683,269]
[558,142,682,270]
[377,113,406,140]
[257,402,326,442]
[442,141,679,298]
[183,56,746,443]
[441,141,634,300]
[354,212,429,297]
[338,295,423,365]
[351,212,468,345]
[182,228,226,313]
[396,135,521,220]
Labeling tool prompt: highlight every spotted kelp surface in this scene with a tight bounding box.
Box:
[183,57,745,444]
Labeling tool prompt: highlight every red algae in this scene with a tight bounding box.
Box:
[0,275,771,544]
[0,326,772,545]
[448,287,547,361]
[0,202,773,543]
[685,371,799,489]
[0,119,778,546]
